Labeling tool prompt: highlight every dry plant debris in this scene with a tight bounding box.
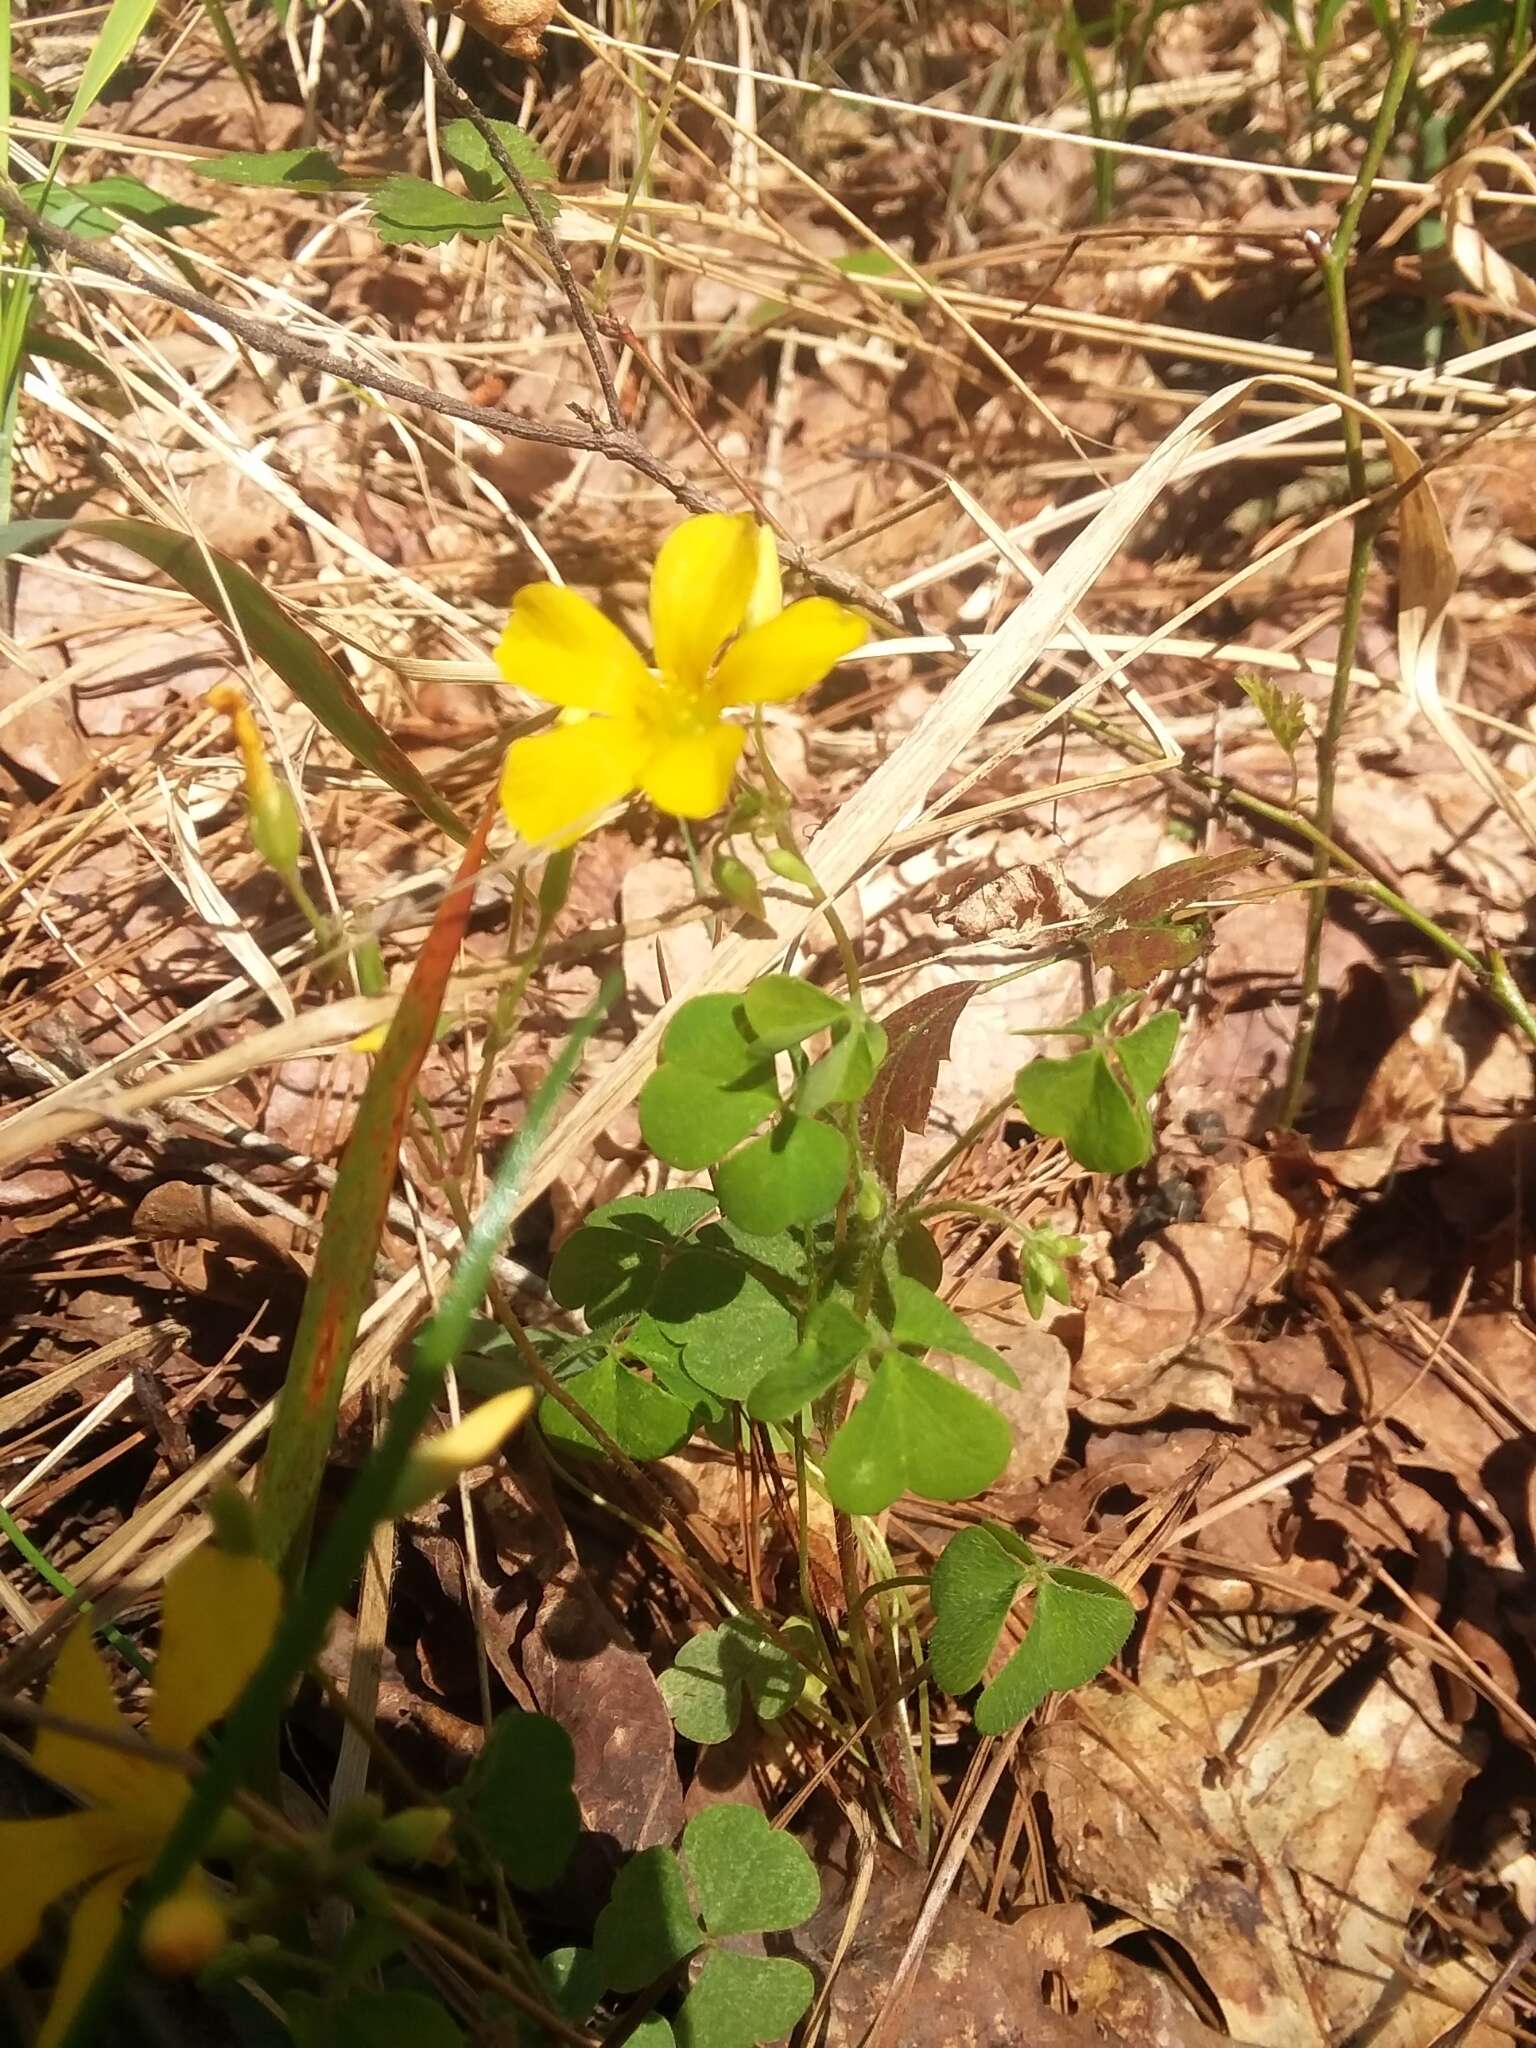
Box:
[4,1,1536,2044]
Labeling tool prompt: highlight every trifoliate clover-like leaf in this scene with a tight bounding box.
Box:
[648,1251,797,1402]
[549,1191,716,1328]
[887,1273,1018,1387]
[741,974,848,1052]
[593,1846,703,1991]
[659,1618,804,1745]
[974,1567,1135,1734]
[682,1805,821,1936]
[713,1113,849,1235]
[538,1354,695,1463]
[675,1950,812,2048]
[821,1354,1011,1515]
[461,1711,579,1891]
[747,1298,869,1423]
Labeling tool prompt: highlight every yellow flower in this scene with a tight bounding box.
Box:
[0,1544,281,2047]
[494,512,867,847]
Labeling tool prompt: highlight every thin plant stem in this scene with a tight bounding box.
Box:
[55,994,613,2048]
[1279,4,1424,1127]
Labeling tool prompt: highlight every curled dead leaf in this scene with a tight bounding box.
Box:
[443,0,553,57]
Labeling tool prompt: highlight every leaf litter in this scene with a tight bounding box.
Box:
[5,1,1536,2043]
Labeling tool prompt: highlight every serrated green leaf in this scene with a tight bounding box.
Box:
[440,115,557,201]
[539,1354,694,1462]
[462,1711,579,1890]
[661,995,771,1083]
[887,1274,1018,1388]
[190,146,354,191]
[675,1950,814,2048]
[593,1845,702,1991]
[659,1617,803,1743]
[639,1063,780,1170]
[742,974,848,1052]
[821,1354,1011,1514]
[369,174,526,246]
[714,1113,849,1234]
[747,1298,869,1422]
[1236,670,1308,756]
[929,1524,1033,1697]
[975,1568,1136,1735]
[649,1250,797,1401]
[683,1805,821,1935]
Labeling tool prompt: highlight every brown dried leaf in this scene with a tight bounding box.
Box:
[1037,1642,1477,2046]
[861,981,983,1186]
[447,0,553,56]
[1075,1158,1295,1422]
[794,1835,1227,2048]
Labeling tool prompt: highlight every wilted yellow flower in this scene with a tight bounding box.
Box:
[494,513,866,848]
[206,684,301,879]
[0,1545,280,2046]
[388,1386,536,1517]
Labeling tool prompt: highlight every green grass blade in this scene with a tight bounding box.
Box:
[56,988,612,2048]
[52,0,157,164]
[0,517,468,840]
[255,804,496,1576]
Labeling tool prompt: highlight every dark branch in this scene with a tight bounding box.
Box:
[0,184,906,628]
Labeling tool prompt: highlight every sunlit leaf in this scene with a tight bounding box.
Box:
[713,1113,848,1234]
[683,1805,820,1936]
[821,1354,1011,1514]
[975,1567,1135,1734]
[659,1618,803,1744]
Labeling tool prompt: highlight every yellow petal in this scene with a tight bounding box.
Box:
[494,585,651,717]
[741,524,783,633]
[499,716,650,848]
[149,1544,282,1753]
[389,1388,537,1518]
[37,1861,139,2048]
[649,513,760,690]
[640,723,745,819]
[0,1813,130,1968]
[711,597,868,707]
[36,1627,162,1817]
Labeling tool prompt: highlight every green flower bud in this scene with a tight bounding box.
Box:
[712,853,766,922]
[538,847,576,924]
[375,1804,454,1864]
[765,848,816,891]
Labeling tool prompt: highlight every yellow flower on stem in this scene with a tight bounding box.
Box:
[495,512,867,848]
[0,1544,281,2046]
